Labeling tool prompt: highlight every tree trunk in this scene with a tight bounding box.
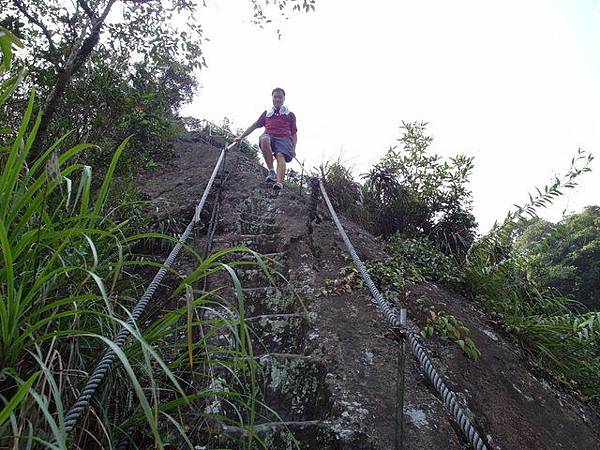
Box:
[30,0,116,159]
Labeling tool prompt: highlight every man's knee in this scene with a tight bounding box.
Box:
[275,153,286,162]
[259,134,271,147]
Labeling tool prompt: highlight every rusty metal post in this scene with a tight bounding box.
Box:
[306,177,322,257]
[395,308,407,450]
[307,177,320,225]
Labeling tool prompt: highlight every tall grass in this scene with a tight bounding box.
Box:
[0,28,269,448]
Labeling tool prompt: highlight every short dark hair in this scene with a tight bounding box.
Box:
[272,87,286,97]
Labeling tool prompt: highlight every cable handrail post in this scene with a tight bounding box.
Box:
[395,308,407,450]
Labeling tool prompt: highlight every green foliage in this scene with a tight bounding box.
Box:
[0,32,271,448]
[318,235,472,356]
[316,158,362,212]
[514,206,600,309]
[320,122,477,258]
[461,153,600,399]
[367,238,475,358]
[383,235,464,285]
[58,57,194,173]
[421,310,480,360]
[361,122,477,252]
[319,235,463,297]
[312,110,600,402]
[3,0,316,171]
[319,264,364,297]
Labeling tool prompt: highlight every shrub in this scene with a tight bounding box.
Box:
[514,206,600,310]
[361,122,477,256]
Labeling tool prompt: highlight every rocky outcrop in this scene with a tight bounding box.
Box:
[137,132,600,449]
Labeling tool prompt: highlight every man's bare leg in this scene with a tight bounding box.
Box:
[260,135,274,170]
[275,153,286,183]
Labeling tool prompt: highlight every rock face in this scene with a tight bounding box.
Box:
[137,133,600,449]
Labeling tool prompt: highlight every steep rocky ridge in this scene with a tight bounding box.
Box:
[135,132,600,449]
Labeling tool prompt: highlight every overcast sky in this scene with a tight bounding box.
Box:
[180,0,600,232]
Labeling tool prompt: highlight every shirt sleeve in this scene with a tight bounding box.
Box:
[254,111,266,128]
[289,112,298,134]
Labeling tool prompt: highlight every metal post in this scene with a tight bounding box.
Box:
[395,308,407,450]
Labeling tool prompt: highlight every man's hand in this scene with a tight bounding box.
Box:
[233,135,243,143]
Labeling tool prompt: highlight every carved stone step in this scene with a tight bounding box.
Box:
[235,286,301,315]
[246,314,308,355]
[236,268,282,288]
[221,419,372,449]
[237,218,281,235]
[238,210,278,222]
[254,353,332,422]
[235,235,281,253]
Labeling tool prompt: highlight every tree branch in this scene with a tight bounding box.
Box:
[12,0,61,69]
[31,0,119,156]
[77,0,97,21]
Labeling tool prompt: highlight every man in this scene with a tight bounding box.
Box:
[234,87,297,190]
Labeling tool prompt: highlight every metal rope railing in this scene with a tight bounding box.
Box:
[318,179,488,450]
[61,142,236,435]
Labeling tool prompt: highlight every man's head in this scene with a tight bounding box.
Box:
[272,87,285,108]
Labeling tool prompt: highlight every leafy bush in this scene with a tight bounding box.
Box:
[361,122,477,255]
[461,152,600,400]
[383,235,464,285]
[514,206,600,310]
[421,310,480,360]
[320,123,477,258]
[316,158,362,213]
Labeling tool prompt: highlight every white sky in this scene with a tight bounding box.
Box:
[181,0,600,232]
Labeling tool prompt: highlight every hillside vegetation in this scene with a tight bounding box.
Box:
[1,3,600,447]
[320,122,599,401]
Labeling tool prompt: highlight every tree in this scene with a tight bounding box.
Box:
[1,0,316,158]
[515,206,600,309]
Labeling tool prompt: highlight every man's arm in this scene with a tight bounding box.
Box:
[235,111,266,142]
[290,133,297,154]
[234,123,258,142]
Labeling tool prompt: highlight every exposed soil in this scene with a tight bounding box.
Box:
[134,131,600,449]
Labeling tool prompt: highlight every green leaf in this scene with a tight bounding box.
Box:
[0,372,39,427]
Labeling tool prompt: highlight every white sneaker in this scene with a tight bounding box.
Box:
[273,182,283,190]
[265,169,277,182]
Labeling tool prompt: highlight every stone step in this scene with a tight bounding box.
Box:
[220,419,371,449]
[246,313,308,355]
[237,218,281,235]
[236,250,286,258]
[253,353,332,423]
[238,287,301,316]
[236,198,277,216]
[236,270,265,289]
[236,233,280,240]
[238,210,278,222]
[235,235,281,253]
[236,266,288,288]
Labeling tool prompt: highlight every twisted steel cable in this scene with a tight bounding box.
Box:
[62,143,233,434]
[318,179,488,450]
